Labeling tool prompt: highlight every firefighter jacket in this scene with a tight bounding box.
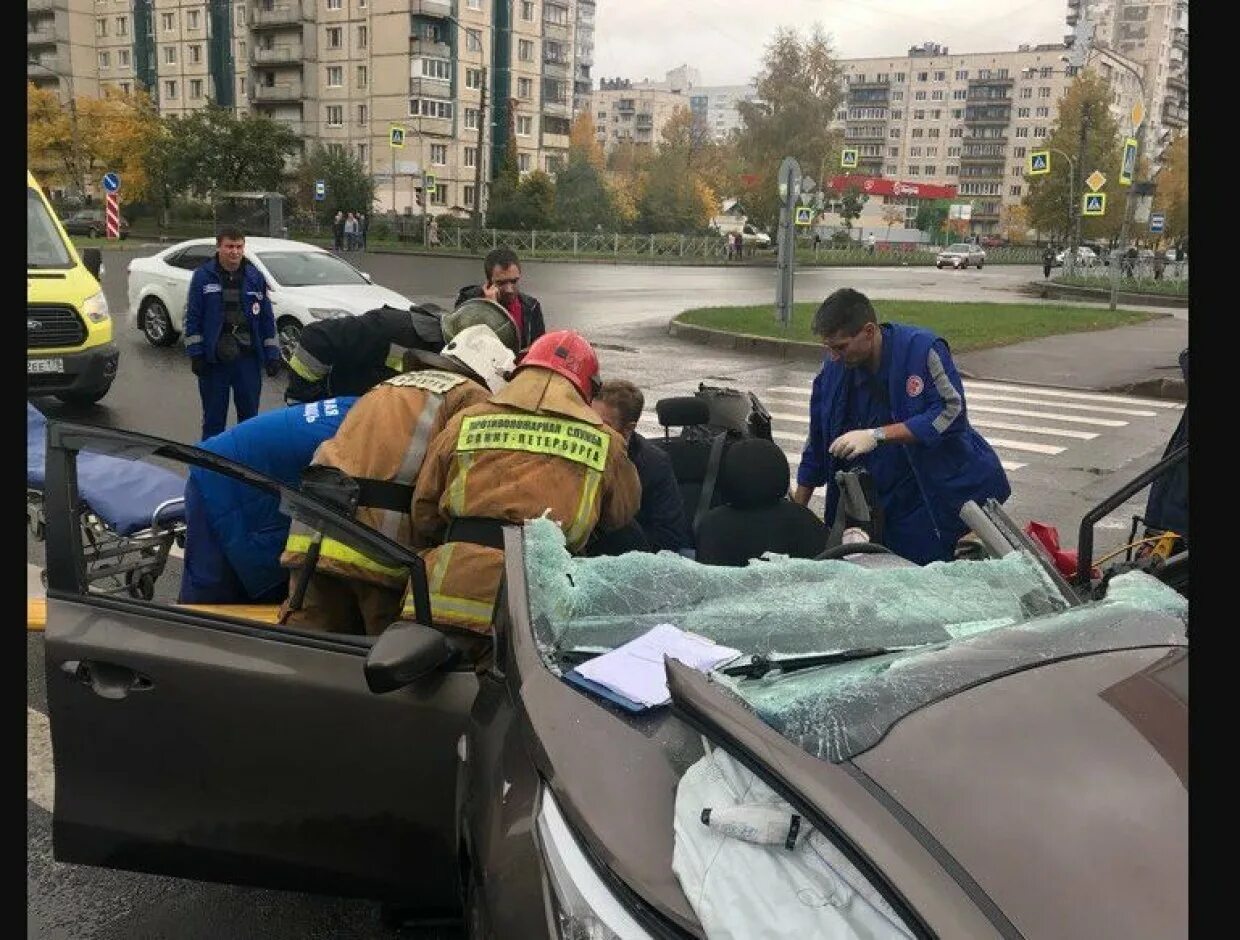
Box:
[185,257,279,365]
[281,368,491,590]
[284,305,445,402]
[409,369,642,632]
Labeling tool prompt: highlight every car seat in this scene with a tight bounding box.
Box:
[695,438,828,566]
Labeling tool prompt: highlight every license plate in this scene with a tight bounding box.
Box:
[28,358,64,374]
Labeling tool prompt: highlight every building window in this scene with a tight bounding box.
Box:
[928,128,940,138]
[190,79,203,99]
[1015,127,1029,138]
[358,104,367,124]
[120,82,131,94]
[926,146,938,156]
[917,71,928,82]
[464,108,480,130]
[410,98,453,119]
[189,45,202,64]
[464,146,477,167]
[910,146,922,157]
[522,0,535,20]
[466,69,483,89]
[1017,107,1030,117]
[163,46,177,64]
[516,115,533,135]
[914,109,925,120]
[1013,146,1026,157]
[891,109,902,119]
[421,58,451,81]
[914,91,926,101]
[1011,166,1024,177]
[357,143,368,163]
[327,66,343,86]
[518,77,533,99]
[894,72,905,82]
[1019,87,1032,99]
[519,153,531,172]
[327,27,342,49]
[326,106,343,126]
[908,166,920,175]
[358,25,367,48]
[1036,106,1049,117]
[545,3,569,26]
[430,144,447,165]
[925,165,936,175]
[891,91,903,101]
[934,70,945,81]
[912,128,923,138]
[96,16,109,36]
[1010,185,1022,196]
[946,165,958,175]
[430,185,447,206]
[955,69,968,80]
[187,9,200,29]
[238,40,245,59]
[888,146,899,157]
[117,49,130,66]
[953,89,966,100]
[328,0,342,8]
[164,80,178,99]
[951,108,962,119]
[99,52,111,69]
[357,66,368,87]
[932,90,944,100]
[949,127,963,137]
[1038,86,1051,98]
[545,154,563,174]
[327,143,345,157]
[519,40,534,62]
[931,109,941,119]
[889,129,900,138]
[466,29,482,53]
[116,16,127,36]
[464,184,476,206]
[1033,127,1047,139]
[161,12,175,31]
[948,146,960,156]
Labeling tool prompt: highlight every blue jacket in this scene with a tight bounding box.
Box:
[184,256,279,365]
[798,322,1010,563]
[189,397,358,598]
[629,432,691,552]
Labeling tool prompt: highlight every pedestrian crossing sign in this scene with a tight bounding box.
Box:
[841,149,858,169]
[1119,137,1138,186]
[795,206,813,226]
[1028,150,1050,175]
[389,125,405,148]
[424,173,437,194]
[1082,193,1106,216]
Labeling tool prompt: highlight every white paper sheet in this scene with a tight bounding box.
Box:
[574,623,741,708]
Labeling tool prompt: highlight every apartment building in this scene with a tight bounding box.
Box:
[830,41,1147,235]
[687,84,758,142]
[1066,0,1188,157]
[27,0,587,217]
[590,66,702,152]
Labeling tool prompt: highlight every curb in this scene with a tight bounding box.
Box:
[1024,280,1188,309]
[667,320,1189,402]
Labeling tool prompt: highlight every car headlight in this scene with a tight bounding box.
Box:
[82,291,110,324]
[307,308,352,320]
[537,787,655,940]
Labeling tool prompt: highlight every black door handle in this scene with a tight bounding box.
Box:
[60,660,153,700]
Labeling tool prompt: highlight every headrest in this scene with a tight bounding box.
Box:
[719,438,791,509]
[656,396,710,427]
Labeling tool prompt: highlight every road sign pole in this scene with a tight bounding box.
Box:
[775,157,801,330]
[1110,113,1145,311]
[105,192,120,240]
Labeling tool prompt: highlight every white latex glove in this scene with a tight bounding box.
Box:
[828,429,879,460]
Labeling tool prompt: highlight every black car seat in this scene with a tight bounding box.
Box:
[695,438,829,566]
[651,397,734,548]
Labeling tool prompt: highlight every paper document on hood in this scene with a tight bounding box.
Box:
[573,623,741,708]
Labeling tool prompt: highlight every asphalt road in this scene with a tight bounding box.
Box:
[27,247,1185,937]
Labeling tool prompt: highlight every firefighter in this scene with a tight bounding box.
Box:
[278,324,518,636]
[409,330,642,634]
[283,303,447,403]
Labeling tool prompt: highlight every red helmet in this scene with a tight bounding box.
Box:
[516,330,602,402]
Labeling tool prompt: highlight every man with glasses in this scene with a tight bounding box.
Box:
[792,288,1009,564]
[454,246,546,349]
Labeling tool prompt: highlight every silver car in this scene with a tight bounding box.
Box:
[935,243,986,269]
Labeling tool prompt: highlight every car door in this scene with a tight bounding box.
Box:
[41,421,477,909]
[159,243,217,331]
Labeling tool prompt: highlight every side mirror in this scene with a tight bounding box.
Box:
[81,247,103,280]
[364,620,459,693]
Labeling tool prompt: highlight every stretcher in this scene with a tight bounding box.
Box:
[27,404,187,600]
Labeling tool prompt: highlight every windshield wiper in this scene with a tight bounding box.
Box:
[720,646,923,680]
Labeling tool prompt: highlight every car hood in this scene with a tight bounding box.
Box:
[854,647,1187,940]
[273,283,414,313]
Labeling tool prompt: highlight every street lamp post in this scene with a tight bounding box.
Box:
[1044,147,1077,269]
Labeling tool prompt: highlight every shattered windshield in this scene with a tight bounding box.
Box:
[523,518,1188,762]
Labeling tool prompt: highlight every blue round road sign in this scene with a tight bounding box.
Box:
[102,172,121,193]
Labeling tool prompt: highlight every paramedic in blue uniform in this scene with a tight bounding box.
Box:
[179,396,358,605]
[184,226,282,440]
[791,288,1010,565]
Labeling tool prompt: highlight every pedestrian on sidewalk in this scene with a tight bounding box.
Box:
[358,212,368,251]
[428,217,440,249]
[332,211,344,251]
[791,287,1010,565]
[344,212,359,251]
[1042,244,1055,279]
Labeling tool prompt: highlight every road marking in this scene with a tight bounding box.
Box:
[964,392,1157,417]
[28,707,55,812]
[970,419,1097,440]
[962,381,1185,409]
[979,437,1065,456]
[968,405,1128,427]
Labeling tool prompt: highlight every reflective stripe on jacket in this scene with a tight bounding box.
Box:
[408,369,641,631]
[280,368,491,589]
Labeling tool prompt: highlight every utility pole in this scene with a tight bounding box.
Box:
[473,66,487,231]
[1073,102,1090,257]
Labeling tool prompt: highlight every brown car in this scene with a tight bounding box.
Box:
[41,421,1187,939]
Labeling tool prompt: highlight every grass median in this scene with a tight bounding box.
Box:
[676,300,1156,352]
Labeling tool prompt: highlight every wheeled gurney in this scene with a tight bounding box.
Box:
[27,404,187,600]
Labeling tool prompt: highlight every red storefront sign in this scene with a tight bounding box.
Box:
[828,175,957,200]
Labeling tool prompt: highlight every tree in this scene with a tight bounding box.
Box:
[635,163,714,233]
[293,145,376,221]
[881,203,905,242]
[27,83,79,193]
[837,184,868,239]
[1023,72,1123,243]
[151,106,300,198]
[569,112,605,169]
[488,170,556,230]
[734,25,846,229]
[914,199,950,238]
[554,157,614,231]
[999,203,1032,243]
[1152,132,1187,243]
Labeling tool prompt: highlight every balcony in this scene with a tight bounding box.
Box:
[27,55,62,78]
[959,153,1006,164]
[411,37,451,58]
[541,98,571,120]
[616,99,635,112]
[1162,102,1188,126]
[27,23,57,46]
[409,77,451,98]
[1165,74,1187,92]
[251,79,303,102]
[962,135,1008,144]
[28,0,55,11]
[250,3,302,29]
[542,21,570,43]
[410,0,451,18]
[634,113,653,129]
[1171,27,1188,50]
[543,131,570,149]
[542,55,570,77]
[415,115,454,138]
[251,43,302,66]
[964,109,1011,125]
[958,169,1004,181]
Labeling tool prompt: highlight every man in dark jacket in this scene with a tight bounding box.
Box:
[455,246,546,349]
[1142,347,1188,551]
[792,288,1010,565]
[185,226,282,440]
[284,303,446,403]
[593,379,692,554]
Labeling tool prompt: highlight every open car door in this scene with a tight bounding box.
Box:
[41,421,477,911]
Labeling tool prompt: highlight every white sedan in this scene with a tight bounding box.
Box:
[935,243,986,269]
[126,237,418,359]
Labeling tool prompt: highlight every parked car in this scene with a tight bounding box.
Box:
[38,416,1188,939]
[1055,246,1099,267]
[126,236,417,357]
[935,242,986,269]
[59,208,130,240]
[979,235,1007,248]
[740,223,772,249]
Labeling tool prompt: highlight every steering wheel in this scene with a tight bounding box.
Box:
[814,542,895,561]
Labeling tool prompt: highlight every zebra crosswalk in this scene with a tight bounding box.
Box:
[637,377,1184,481]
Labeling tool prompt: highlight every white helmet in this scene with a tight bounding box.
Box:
[443,324,516,393]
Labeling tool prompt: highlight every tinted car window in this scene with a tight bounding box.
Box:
[166,245,217,270]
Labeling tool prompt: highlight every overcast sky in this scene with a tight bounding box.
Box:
[592,0,1069,87]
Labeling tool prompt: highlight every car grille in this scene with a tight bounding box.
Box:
[28,305,88,350]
